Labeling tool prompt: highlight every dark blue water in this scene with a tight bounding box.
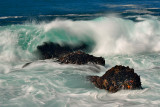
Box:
[1,0,160,25]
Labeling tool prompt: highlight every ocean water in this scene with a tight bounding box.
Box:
[1,0,160,107]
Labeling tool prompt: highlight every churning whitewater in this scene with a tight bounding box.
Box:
[1,16,160,62]
[1,15,160,106]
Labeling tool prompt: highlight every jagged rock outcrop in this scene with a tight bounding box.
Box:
[58,51,105,66]
[89,65,142,92]
[37,42,89,59]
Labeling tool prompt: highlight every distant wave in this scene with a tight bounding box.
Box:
[0,16,25,19]
[105,4,139,8]
[0,13,104,20]
[39,13,104,17]
[104,4,160,15]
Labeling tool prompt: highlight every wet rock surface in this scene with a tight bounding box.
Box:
[89,65,142,92]
[58,51,105,66]
[37,42,89,59]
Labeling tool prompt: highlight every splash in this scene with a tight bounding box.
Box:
[0,16,160,62]
[40,16,160,56]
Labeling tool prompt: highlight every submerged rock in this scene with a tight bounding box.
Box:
[89,65,142,92]
[58,51,105,66]
[22,62,32,68]
[37,42,89,59]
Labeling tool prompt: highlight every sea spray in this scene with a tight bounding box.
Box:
[0,16,160,106]
[42,17,160,56]
[0,16,160,63]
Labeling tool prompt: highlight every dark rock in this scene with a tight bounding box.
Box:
[88,65,142,93]
[22,62,32,68]
[37,42,89,59]
[58,51,105,66]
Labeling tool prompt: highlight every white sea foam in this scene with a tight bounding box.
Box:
[41,16,160,56]
[124,9,154,14]
[0,54,160,106]
[104,4,139,8]
[0,16,24,19]
[39,13,104,17]
[1,15,160,63]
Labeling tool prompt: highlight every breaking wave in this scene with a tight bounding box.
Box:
[0,15,160,62]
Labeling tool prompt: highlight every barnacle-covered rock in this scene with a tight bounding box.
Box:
[89,65,142,92]
[58,51,105,66]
